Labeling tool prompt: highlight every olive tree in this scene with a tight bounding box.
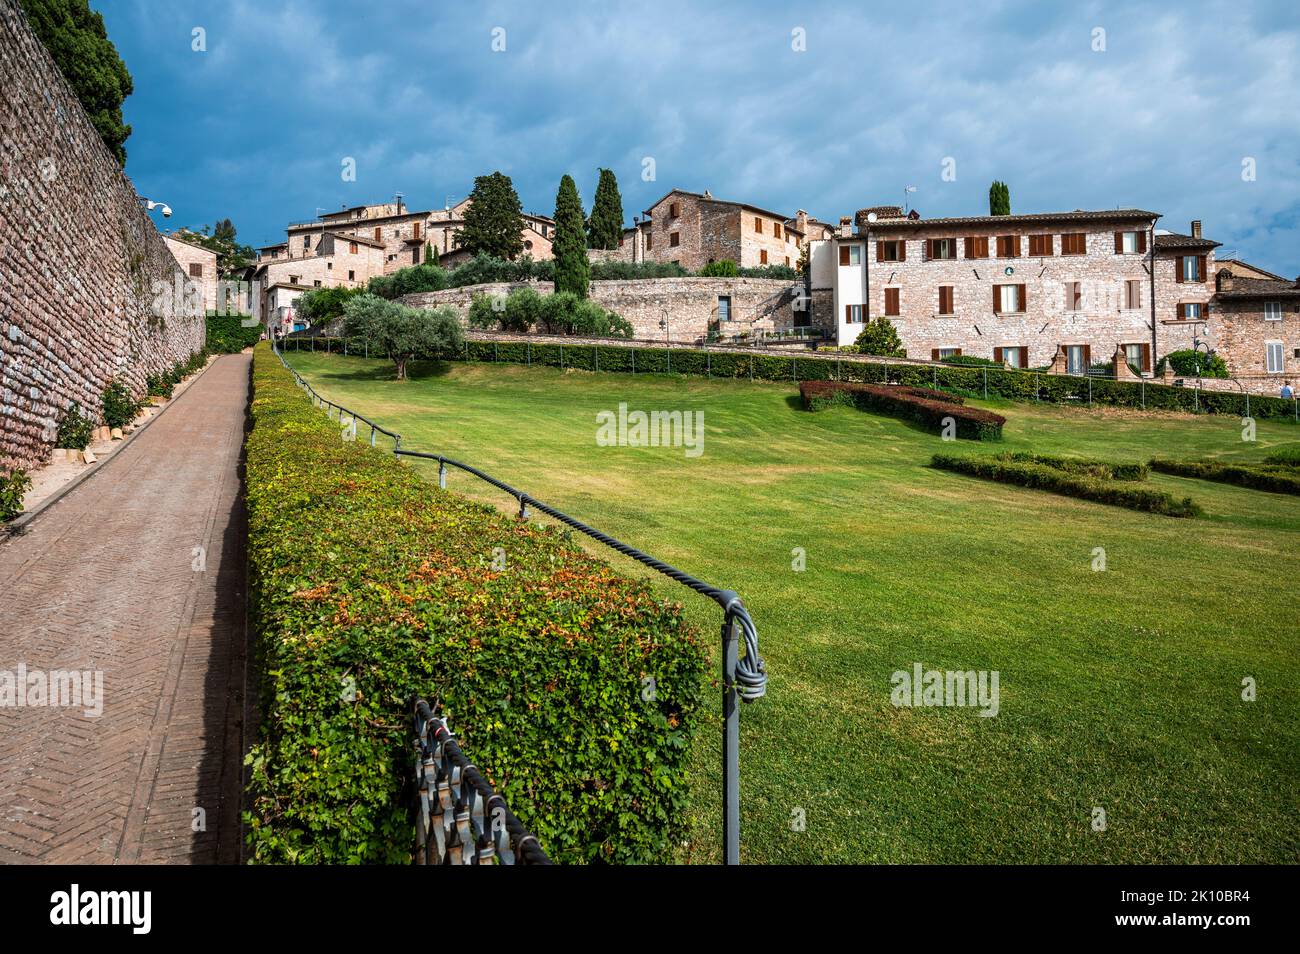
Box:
[343,293,463,380]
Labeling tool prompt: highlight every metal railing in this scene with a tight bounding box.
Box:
[271,339,768,864]
[412,700,551,865]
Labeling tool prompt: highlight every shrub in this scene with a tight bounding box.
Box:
[1149,459,1300,496]
[589,260,689,281]
[801,380,1004,440]
[932,454,1201,517]
[1158,349,1229,378]
[735,264,799,280]
[1,470,31,522]
[206,316,263,353]
[997,452,1149,481]
[295,287,365,328]
[146,374,173,399]
[537,291,633,338]
[854,317,906,357]
[698,259,738,277]
[55,402,95,450]
[101,379,138,430]
[244,343,707,863]
[1263,443,1300,468]
[941,355,1002,367]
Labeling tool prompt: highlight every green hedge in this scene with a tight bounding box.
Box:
[932,454,1201,517]
[997,452,1149,481]
[296,336,1300,423]
[1264,443,1300,468]
[206,315,263,353]
[244,343,707,863]
[1149,459,1300,496]
[801,380,1005,440]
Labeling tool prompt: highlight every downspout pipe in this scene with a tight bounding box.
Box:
[1149,215,1160,371]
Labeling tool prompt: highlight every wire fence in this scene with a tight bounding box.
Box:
[272,338,768,865]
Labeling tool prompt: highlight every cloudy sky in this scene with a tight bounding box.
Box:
[100,0,1298,275]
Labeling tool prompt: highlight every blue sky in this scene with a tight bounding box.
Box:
[99,0,1299,275]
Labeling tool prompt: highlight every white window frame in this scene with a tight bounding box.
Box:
[999,284,1021,314]
[1264,301,1283,321]
[1266,341,1284,374]
[846,304,865,324]
[1125,279,1142,310]
[1182,255,1199,281]
[936,347,960,359]
[1067,345,1086,375]
[1121,231,1139,254]
[844,245,862,266]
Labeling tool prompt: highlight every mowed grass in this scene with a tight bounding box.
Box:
[284,349,1300,864]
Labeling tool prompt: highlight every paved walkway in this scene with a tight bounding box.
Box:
[0,353,251,864]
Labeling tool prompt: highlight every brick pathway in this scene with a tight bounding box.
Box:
[0,353,251,864]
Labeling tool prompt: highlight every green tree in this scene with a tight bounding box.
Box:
[586,168,625,249]
[455,172,525,260]
[855,316,906,357]
[342,294,463,381]
[552,174,590,298]
[423,242,439,266]
[20,0,133,165]
[296,286,364,329]
[989,180,1011,216]
[174,218,254,277]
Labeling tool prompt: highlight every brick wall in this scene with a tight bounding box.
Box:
[403,277,801,341]
[0,0,204,472]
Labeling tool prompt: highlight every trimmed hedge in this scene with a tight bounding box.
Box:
[295,336,1300,422]
[997,452,1149,481]
[1149,458,1300,496]
[206,315,263,353]
[801,380,1005,440]
[932,454,1201,517]
[1264,443,1300,468]
[244,343,707,864]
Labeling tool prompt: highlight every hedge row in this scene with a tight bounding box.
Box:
[291,335,1300,422]
[931,454,1202,517]
[206,315,263,354]
[801,380,1006,440]
[244,342,708,863]
[997,452,1149,481]
[1149,459,1300,496]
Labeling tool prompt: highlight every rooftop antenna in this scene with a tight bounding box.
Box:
[395,192,404,214]
[903,185,917,215]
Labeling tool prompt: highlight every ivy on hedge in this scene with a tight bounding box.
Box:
[931,453,1202,517]
[244,343,707,864]
[1149,459,1300,496]
[800,380,1005,440]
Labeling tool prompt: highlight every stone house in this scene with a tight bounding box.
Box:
[162,234,219,313]
[1211,270,1300,382]
[248,231,385,330]
[610,189,814,271]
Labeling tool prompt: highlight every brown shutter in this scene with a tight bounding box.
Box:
[1175,258,1184,284]
[931,348,940,360]
[898,240,906,262]
[924,239,933,260]
[1177,303,1186,319]
[964,237,973,259]
[845,305,851,322]
[1198,255,1207,282]
[1084,344,1092,366]
[1010,236,1019,258]
[993,285,1002,312]
[840,245,850,266]
[993,347,1003,363]
[1141,343,1152,372]
[1044,235,1054,256]
[875,241,883,263]
[955,349,962,356]
[1019,284,1027,312]
[1137,230,1147,253]
[1114,232,1123,253]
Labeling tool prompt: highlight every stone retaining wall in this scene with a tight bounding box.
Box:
[1,0,204,472]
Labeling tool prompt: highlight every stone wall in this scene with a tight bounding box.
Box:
[0,0,204,472]
[403,277,802,342]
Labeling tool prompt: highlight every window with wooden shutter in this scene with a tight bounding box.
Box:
[997,235,1019,258]
[1141,343,1152,372]
[840,245,851,266]
[898,239,906,262]
[349,242,358,254]
[1029,234,1053,256]
[774,222,782,238]
[1137,230,1147,253]
[938,286,954,314]
[1114,231,1124,253]
[875,241,884,263]
[188,263,202,278]
[931,348,940,361]
[670,232,680,247]
[374,227,381,241]
[964,236,989,259]
[993,347,1003,363]
[884,288,900,316]
[754,216,763,233]
[669,202,679,217]
[924,239,933,260]
[760,249,768,264]
[1197,255,1207,282]
[993,285,1002,312]
[1125,279,1141,309]
[1019,283,1028,312]
[1061,232,1086,255]
[1176,303,1186,319]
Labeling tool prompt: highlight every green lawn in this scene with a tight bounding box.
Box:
[283,350,1300,864]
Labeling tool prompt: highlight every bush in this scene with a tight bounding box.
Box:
[735,264,799,280]
[101,379,138,430]
[1158,349,1229,378]
[854,317,906,357]
[698,259,738,277]
[589,261,689,281]
[941,355,1001,367]
[243,343,706,863]
[801,380,1005,440]
[206,316,262,353]
[343,294,463,379]
[1149,459,1300,496]
[997,452,1149,481]
[55,402,95,450]
[1263,443,1300,468]
[932,454,1201,517]
[1,470,31,522]
[537,291,633,338]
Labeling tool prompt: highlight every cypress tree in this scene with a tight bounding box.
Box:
[455,172,525,260]
[587,168,625,250]
[989,181,1011,216]
[553,174,591,298]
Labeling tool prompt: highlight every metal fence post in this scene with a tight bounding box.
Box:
[667,348,672,374]
[561,344,565,369]
[595,345,599,373]
[1141,380,1145,410]
[983,367,988,399]
[1034,371,1039,401]
[749,354,754,381]
[1087,376,1092,407]
[527,341,531,367]
[1246,393,1250,418]
[793,356,797,381]
[438,459,446,489]
[494,341,498,362]
[632,348,636,375]
[365,339,369,359]
[722,613,740,867]
[707,347,711,379]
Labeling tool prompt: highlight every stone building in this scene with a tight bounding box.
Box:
[600,189,817,271]
[162,234,219,313]
[247,231,385,332]
[1211,269,1300,383]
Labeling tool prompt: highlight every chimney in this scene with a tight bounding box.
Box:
[1218,269,1233,292]
[796,209,808,234]
[1191,220,1202,239]
[839,216,852,238]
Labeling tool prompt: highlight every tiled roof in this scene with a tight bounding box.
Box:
[1217,258,1289,282]
[1215,276,1300,298]
[1154,232,1221,251]
[857,209,1159,231]
[643,189,800,228]
[854,206,906,224]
